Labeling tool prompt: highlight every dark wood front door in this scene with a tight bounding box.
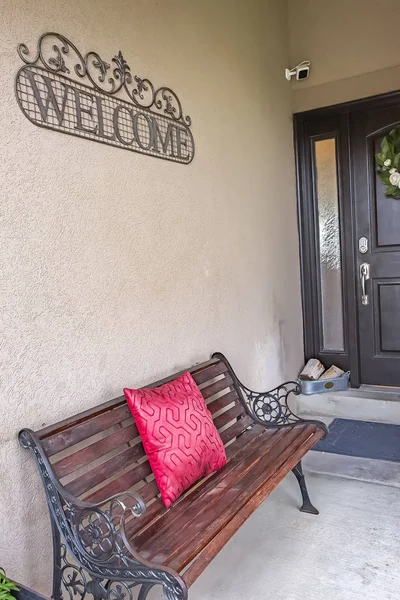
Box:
[352,107,400,386]
[295,93,400,388]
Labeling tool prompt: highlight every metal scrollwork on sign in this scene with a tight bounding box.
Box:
[15,32,195,164]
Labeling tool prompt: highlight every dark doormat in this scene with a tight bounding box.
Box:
[313,418,400,462]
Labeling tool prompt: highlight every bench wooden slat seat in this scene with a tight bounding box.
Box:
[137,424,321,577]
[19,353,327,600]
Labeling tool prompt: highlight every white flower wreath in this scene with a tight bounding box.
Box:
[375,127,400,199]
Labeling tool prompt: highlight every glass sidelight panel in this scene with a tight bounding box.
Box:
[314,138,344,351]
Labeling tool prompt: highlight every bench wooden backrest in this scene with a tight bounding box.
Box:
[34,357,251,529]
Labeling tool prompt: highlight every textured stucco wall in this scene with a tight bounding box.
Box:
[289,0,400,111]
[0,0,302,593]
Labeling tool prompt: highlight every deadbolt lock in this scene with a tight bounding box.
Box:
[359,236,368,254]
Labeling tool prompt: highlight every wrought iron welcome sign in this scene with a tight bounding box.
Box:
[15,33,194,163]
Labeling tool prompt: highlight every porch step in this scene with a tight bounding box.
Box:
[297,387,400,425]
[303,450,400,488]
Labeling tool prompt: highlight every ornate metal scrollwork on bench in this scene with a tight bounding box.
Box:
[19,429,188,600]
[212,352,327,434]
[238,380,303,427]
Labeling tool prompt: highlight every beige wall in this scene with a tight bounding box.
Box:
[0,0,302,593]
[289,0,400,112]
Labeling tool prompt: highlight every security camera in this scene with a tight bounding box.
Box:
[285,61,311,81]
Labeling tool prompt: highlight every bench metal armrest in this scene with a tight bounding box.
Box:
[213,353,328,438]
[19,428,188,600]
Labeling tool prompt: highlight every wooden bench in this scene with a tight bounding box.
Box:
[19,353,327,600]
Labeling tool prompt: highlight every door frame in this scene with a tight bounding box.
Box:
[294,89,400,388]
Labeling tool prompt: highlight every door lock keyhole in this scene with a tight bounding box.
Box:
[359,236,368,254]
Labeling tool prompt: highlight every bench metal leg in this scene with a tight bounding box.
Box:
[51,521,62,600]
[292,461,319,515]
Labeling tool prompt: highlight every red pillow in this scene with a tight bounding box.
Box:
[124,372,227,508]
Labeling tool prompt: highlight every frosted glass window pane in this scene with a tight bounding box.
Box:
[314,138,344,351]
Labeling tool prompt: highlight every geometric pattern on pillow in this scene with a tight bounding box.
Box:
[124,372,227,508]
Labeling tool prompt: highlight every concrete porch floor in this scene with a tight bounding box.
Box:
[190,472,400,600]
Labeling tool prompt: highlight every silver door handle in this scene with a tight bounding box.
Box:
[360,263,370,305]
